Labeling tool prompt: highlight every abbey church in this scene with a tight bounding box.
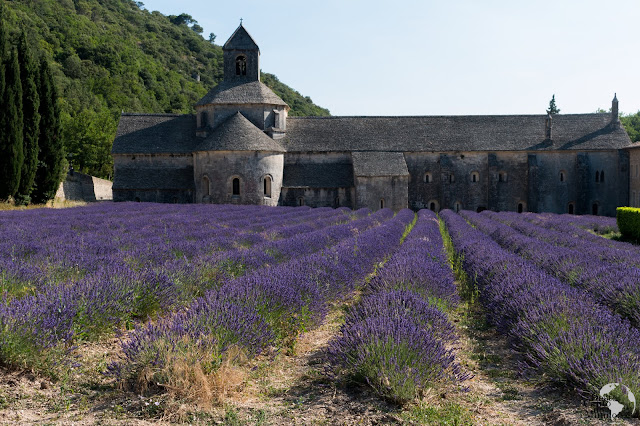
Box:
[112,24,636,216]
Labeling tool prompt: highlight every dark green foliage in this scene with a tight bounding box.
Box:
[546,94,560,115]
[15,32,40,205]
[617,207,640,241]
[32,57,64,204]
[0,48,24,200]
[2,0,329,180]
[262,73,330,117]
[621,111,640,143]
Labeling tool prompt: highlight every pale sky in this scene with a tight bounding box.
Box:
[140,0,640,117]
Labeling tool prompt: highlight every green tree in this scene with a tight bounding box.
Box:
[32,57,64,204]
[15,32,41,205]
[621,111,640,143]
[546,94,560,115]
[0,47,24,200]
[208,32,216,43]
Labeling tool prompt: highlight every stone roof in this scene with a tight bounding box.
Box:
[195,112,285,152]
[223,25,259,51]
[282,163,354,188]
[112,114,198,154]
[196,80,288,107]
[351,152,409,177]
[113,167,194,190]
[283,114,632,152]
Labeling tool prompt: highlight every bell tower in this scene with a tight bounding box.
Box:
[223,23,260,83]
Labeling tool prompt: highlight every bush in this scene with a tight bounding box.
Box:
[617,207,640,240]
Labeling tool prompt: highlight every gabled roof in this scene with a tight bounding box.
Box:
[196,80,288,107]
[223,24,259,51]
[195,112,285,152]
[283,114,632,152]
[112,114,198,154]
[113,167,194,190]
[282,163,354,188]
[352,152,409,177]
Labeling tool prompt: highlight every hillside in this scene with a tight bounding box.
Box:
[1,0,330,179]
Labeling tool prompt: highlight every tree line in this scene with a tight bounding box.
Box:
[0,3,65,205]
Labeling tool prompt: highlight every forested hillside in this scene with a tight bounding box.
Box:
[1,0,330,179]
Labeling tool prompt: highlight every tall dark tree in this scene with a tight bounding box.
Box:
[0,47,24,200]
[32,57,64,204]
[546,94,560,115]
[15,32,41,205]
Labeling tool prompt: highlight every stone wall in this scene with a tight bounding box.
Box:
[55,171,113,202]
[628,147,640,207]
[279,187,354,208]
[355,175,408,211]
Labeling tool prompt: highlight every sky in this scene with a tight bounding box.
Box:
[140,0,640,117]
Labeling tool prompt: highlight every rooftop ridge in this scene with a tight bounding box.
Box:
[120,113,187,117]
[287,113,612,120]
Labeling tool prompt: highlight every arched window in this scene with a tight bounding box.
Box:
[428,200,439,212]
[263,176,272,198]
[449,173,455,183]
[235,55,247,76]
[298,197,305,206]
[334,196,340,207]
[380,199,385,209]
[517,202,524,213]
[470,172,479,183]
[203,176,210,196]
[568,202,575,215]
[592,203,599,216]
[424,172,432,183]
[454,202,462,212]
[232,178,240,196]
[498,171,507,183]
[559,171,566,182]
[595,171,600,182]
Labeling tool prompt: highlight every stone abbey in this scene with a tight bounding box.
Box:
[112,24,636,215]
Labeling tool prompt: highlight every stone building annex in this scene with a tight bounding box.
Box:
[112,24,635,215]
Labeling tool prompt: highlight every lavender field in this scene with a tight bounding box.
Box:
[0,203,638,424]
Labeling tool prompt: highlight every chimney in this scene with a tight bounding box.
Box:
[545,112,552,140]
[612,93,619,122]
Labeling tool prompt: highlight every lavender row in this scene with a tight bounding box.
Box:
[329,210,467,403]
[460,210,640,327]
[441,209,640,412]
[114,209,416,392]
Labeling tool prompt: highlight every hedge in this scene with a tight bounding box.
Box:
[617,207,640,240]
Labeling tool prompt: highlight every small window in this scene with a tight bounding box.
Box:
[134,197,141,203]
[498,172,507,183]
[592,203,599,216]
[449,174,455,183]
[232,178,240,196]
[235,55,247,76]
[263,176,272,198]
[517,202,524,213]
[428,200,439,212]
[380,199,385,209]
[559,171,566,182]
[454,202,462,212]
[334,196,340,207]
[424,172,432,183]
[568,202,575,214]
[203,176,210,196]
[298,197,304,206]
[470,172,479,183]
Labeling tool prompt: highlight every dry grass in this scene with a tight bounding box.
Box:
[0,198,87,211]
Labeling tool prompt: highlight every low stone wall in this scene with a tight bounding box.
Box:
[55,171,113,202]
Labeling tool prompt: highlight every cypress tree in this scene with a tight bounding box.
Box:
[15,32,40,205]
[0,47,24,200]
[32,57,64,204]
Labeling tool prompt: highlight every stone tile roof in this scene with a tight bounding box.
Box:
[223,25,259,51]
[113,167,194,190]
[351,152,409,177]
[196,80,288,107]
[195,112,286,152]
[282,163,354,188]
[112,114,198,154]
[283,114,632,152]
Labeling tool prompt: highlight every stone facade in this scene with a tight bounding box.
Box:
[111,24,634,216]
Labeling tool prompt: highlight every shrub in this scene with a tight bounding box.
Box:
[617,207,640,241]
